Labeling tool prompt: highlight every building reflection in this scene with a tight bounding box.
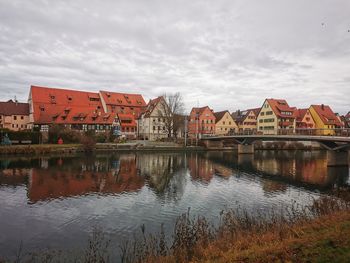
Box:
[0,150,349,203]
[253,151,349,190]
[28,154,144,203]
[137,153,186,201]
[187,153,215,183]
[0,168,30,187]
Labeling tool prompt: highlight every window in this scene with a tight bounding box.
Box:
[21,116,24,120]
[260,112,265,116]
[223,121,225,125]
[153,126,155,130]
[266,111,273,115]
[13,116,17,120]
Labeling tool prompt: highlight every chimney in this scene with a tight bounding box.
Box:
[321,104,324,110]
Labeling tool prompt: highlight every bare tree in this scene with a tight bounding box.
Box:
[157,92,185,138]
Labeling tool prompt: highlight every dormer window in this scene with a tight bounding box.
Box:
[67,95,73,101]
[39,105,45,112]
[117,99,123,104]
[137,100,142,105]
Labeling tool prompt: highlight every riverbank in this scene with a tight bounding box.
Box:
[7,197,350,263]
[130,196,350,263]
[0,143,209,155]
[0,141,322,156]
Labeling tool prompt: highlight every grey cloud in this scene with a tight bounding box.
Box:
[0,0,349,114]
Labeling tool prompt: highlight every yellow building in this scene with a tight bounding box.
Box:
[231,108,259,134]
[257,99,296,135]
[0,100,31,131]
[214,111,238,135]
[309,104,342,135]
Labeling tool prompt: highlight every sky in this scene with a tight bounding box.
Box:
[0,0,349,114]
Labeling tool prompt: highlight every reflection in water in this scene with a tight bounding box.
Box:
[0,151,349,202]
[0,150,349,261]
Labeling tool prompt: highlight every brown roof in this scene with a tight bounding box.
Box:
[0,100,29,116]
[232,108,259,122]
[192,106,208,115]
[311,104,343,126]
[214,110,229,123]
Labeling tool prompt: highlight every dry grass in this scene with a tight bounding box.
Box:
[4,197,350,263]
[125,197,350,263]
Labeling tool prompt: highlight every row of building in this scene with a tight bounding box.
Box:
[188,99,349,137]
[0,85,349,140]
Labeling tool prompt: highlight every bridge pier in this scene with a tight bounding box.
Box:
[238,144,254,154]
[327,150,349,167]
[202,140,223,149]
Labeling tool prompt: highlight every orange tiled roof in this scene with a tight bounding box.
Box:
[117,113,137,127]
[266,99,296,118]
[311,104,343,126]
[99,90,146,107]
[30,85,116,125]
[295,108,308,122]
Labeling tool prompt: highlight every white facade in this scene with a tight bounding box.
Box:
[138,97,169,141]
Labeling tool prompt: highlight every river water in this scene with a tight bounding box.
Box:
[0,150,349,260]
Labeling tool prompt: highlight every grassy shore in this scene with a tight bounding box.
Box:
[3,197,350,262]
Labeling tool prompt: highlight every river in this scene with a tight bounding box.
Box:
[0,150,349,260]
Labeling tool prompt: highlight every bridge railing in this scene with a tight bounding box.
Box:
[221,128,350,137]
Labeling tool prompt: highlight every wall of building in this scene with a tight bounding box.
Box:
[257,101,278,134]
[188,107,215,138]
[0,114,31,131]
[215,112,238,135]
[309,106,335,135]
[138,100,168,141]
[239,110,258,132]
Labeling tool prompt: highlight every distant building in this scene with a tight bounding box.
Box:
[295,108,315,129]
[214,110,238,135]
[116,113,138,139]
[188,106,215,138]
[231,108,259,134]
[309,104,343,135]
[138,96,169,140]
[257,99,296,135]
[29,86,118,132]
[0,100,30,131]
[343,112,350,128]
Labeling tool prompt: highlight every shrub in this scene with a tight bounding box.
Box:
[48,125,82,144]
[80,134,96,152]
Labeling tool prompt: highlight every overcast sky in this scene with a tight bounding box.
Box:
[0,0,349,113]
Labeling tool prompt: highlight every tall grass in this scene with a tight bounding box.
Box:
[119,196,350,263]
[5,196,350,263]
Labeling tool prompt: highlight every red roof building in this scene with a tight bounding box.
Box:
[99,90,146,117]
[29,86,117,132]
[188,106,216,138]
[309,104,343,135]
[257,99,297,134]
[295,108,315,129]
[0,100,30,131]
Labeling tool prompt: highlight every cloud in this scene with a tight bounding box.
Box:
[0,0,349,113]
